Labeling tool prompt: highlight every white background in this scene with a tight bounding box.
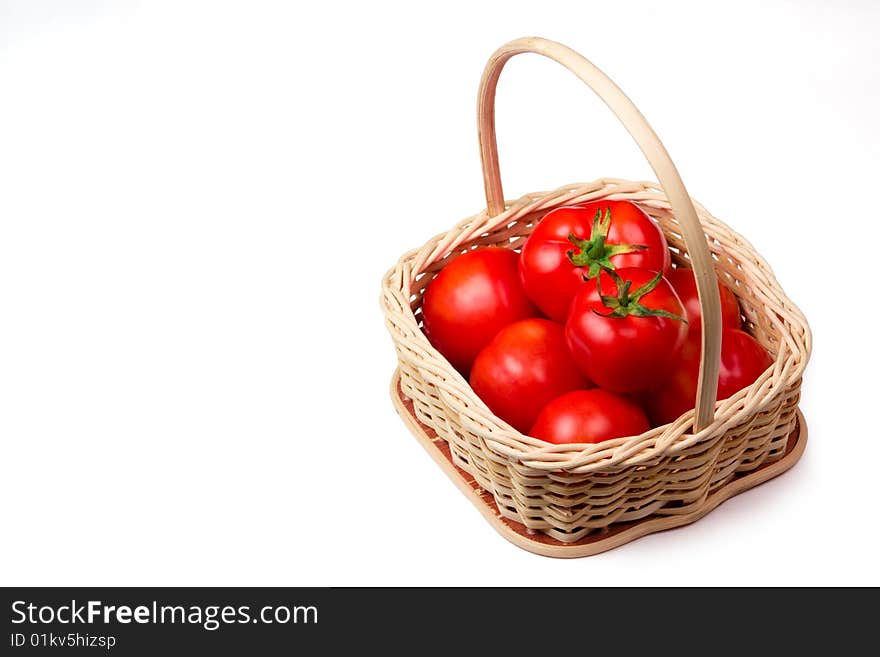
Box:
[1,1,878,586]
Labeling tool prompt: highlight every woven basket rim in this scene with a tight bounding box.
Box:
[381,178,811,474]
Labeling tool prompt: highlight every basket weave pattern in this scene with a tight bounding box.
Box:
[381,178,810,543]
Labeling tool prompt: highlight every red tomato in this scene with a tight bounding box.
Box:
[565,267,688,393]
[422,248,538,374]
[519,200,671,322]
[646,328,774,426]
[530,389,650,445]
[469,319,590,433]
[666,267,741,331]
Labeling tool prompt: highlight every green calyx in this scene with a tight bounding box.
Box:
[566,207,647,279]
[593,269,688,322]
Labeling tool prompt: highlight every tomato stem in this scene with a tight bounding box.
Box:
[593,270,688,322]
[566,207,647,278]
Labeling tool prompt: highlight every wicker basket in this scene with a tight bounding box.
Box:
[380,37,811,556]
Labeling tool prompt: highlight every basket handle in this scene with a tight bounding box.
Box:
[477,36,722,431]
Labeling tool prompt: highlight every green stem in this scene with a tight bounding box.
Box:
[566,207,647,279]
[595,269,688,323]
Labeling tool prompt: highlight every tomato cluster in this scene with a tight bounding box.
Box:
[421,201,772,444]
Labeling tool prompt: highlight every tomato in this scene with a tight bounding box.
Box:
[422,247,538,374]
[519,200,671,322]
[529,389,650,445]
[646,328,774,426]
[469,319,590,433]
[565,267,688,393]
[666,267,741,331]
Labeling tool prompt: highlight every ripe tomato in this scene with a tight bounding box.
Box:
[529,389,650,445]
[519,200,671,322]
[666,267,741,331]
[422,247,538,374]
[646,328,774,426]
[469,319,590,433]
[565,267,688,393]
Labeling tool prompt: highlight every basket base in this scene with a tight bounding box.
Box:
[390,369,807,558]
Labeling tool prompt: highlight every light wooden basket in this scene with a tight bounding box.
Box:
[380,37,811,556]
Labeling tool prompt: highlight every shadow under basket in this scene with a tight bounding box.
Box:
[379,38,811,556]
